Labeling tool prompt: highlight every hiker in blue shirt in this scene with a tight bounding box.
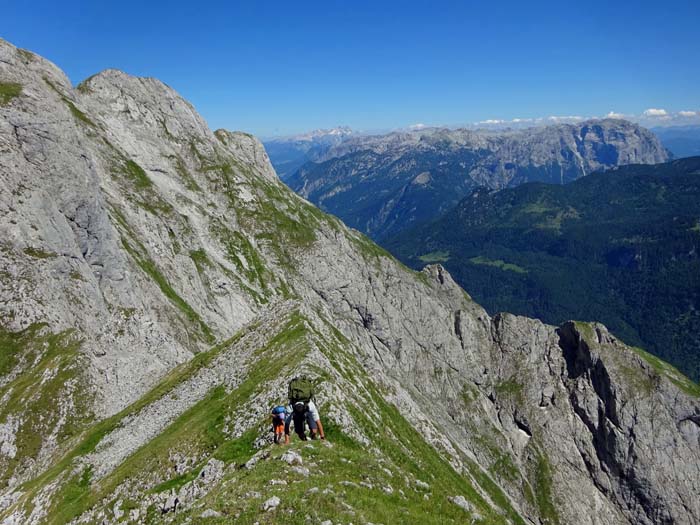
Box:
[271,405,288,444]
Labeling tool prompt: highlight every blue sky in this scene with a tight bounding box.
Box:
[3,0,700,136]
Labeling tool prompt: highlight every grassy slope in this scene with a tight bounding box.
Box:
[1,306,533,525]
[148,314,526,525]
[0,324,90,488]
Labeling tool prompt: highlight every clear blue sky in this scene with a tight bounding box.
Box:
[3,0,699,136]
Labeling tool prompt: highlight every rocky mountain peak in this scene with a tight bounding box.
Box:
[275,126,353,142]
[0,38,70,93]
[213,129,278,182]
[77,67,212,148]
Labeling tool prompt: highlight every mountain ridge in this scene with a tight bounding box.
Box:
[286,120,669,239]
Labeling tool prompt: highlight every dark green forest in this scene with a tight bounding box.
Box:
[387,157,700,382]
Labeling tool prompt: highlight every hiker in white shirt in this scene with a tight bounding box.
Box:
[284,400,325,443]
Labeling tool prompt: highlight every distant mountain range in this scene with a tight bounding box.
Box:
[652,125,700,158]
[263,120,700,179]
[386,157,700,382]
[263,126,353,179]
[282,119,669,239]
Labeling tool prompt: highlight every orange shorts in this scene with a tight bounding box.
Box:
[273,422,285,434]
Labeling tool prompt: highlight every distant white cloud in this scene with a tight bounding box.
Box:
[547,115,584,122]
[454,107,700,132]
[643,108,669,117]
[473,115,590,129]
[409,123,427,130]
[606,111,627,119]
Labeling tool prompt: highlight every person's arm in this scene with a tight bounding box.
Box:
[316,418,325,440]
[284,409,292,444]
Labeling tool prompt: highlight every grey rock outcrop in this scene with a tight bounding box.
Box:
[0,38,697,525]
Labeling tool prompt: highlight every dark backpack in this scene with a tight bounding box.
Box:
[288,375,314,404]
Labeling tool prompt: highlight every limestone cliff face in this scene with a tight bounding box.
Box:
[0,39,697,525]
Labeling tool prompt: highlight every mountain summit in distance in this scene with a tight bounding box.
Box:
[285,120,669,239]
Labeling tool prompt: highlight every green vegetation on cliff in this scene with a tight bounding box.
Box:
[387,157,700,382]
[0,324,89,488]
[0,82,22,105]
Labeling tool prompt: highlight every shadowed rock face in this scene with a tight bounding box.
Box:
[0,38,698,525]
[286,121,670,239]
